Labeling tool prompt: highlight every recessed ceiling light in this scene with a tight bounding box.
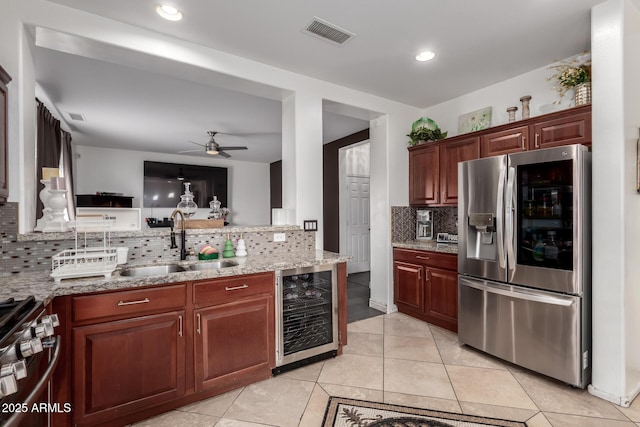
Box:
[156,4,183,21]
[415,51,436,62]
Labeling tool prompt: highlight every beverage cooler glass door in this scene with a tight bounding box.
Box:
[507,144,590,295]
[276,265,338,367]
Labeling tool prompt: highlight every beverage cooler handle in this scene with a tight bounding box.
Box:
[496,163,506,268]
[505,166,516,274]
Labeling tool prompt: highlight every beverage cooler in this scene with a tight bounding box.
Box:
[458,144,591,388]
[273,264,338,374]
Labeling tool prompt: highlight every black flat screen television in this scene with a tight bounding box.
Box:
[143,161,228,208]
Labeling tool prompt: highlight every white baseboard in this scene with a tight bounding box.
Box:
[588,382,640,407]
[369,298,387,313]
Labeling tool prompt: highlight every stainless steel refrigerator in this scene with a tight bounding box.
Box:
[457,144,591,388]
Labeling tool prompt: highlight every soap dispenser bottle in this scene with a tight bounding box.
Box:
[222,233,235,258]
[235,233,247,257]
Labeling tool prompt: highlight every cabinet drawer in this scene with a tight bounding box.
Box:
[194,272,274,306]
[393,248,457,271]
[72,284,187,323]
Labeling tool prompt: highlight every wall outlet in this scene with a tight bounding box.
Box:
[273,232,286,242]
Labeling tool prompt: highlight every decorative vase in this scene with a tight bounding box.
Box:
[574,82,591,106]
[520,95,532,119]
[507,106,518,123]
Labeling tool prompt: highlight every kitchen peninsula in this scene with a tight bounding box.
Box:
[1,219,350,427]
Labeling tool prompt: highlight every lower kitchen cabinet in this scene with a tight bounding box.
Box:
[193,273,275,393]
[393,248,458,332]
[72,311,186,426]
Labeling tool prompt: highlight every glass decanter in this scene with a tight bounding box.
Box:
[208,196,222,219]
[177,182,198,218]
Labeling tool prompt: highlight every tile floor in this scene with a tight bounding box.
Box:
[132,312,640,427]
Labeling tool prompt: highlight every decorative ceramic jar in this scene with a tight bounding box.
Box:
[520,95,532,119]
[507,106,518,123]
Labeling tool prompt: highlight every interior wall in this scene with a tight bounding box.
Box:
[588,0,640,407]
[422,60,578,138]
[74,145,271,226]
[322,129,369,252]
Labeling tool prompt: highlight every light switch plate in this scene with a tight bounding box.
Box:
[273,232,286,242]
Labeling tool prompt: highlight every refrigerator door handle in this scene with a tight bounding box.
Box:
[460,278,574,307]
[496,162,506,268]
[505,166,516,275]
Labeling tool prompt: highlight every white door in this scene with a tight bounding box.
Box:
[346,176,370,274]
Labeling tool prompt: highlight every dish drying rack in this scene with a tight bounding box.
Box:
[50,214,118,283]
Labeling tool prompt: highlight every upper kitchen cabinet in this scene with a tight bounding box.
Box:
[409,143,439,205]
[481,125,529,157]
[532,106,591,149]
[439,136,480,205]
[0,65,11,203]
[409,136,479,206]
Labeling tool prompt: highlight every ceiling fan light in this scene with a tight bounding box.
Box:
[206,148,219,155]
[156,4,183,21]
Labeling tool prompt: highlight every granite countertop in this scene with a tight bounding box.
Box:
[392,240,459,255]
[0,250,351,303]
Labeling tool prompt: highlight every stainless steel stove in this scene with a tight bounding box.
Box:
[0,297,61,427]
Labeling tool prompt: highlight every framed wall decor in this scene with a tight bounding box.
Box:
[458,106,492,134]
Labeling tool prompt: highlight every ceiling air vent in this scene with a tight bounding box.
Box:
[68,112,85,122]
[303,17,356,46]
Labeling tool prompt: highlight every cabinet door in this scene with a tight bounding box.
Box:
[481,125,528,157]
[393,261,424,311]
[440,137,480,205]
[72,311,186,426]
[409,145,439,205]
[532,110,591,149]
[195,294,274,392]
[424,267,458,332]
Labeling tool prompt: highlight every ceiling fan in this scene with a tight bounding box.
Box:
[178,131,248,158]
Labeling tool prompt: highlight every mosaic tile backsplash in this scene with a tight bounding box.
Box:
[391,206,458,242]
[1,203,315,277]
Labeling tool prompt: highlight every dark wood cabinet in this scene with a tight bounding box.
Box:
[393,261,423,311]
[72,311,186,426]
[0,65,11,203]
[439,136,480,205]
[193,272,275,394]
[481,125,529,157]
[409,107,591,204]
[532,109,591,149]
[409,144,439,205]
[409,137,479,207]
[393,248,458,332]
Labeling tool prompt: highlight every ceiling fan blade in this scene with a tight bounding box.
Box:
[187,140,207,147]
[218,146,248,150]
[218,151,231,158]
[177,149,204,153]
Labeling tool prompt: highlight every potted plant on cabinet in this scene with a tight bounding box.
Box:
[407,117,448,146]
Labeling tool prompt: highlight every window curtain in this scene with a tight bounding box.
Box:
[61,131,75,221]
[35,99,62,225]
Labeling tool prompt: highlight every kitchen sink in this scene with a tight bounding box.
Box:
[189,260,238,271]
[119,264,188,277]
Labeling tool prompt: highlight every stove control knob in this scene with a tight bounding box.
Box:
[19,338,43,358]
[0,360,27,380]
[0,375,18,397]
[32,323,47,338]
[41,322,55,337]
[41,314,60,328]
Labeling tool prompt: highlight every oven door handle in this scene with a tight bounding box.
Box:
[4,336,61,427]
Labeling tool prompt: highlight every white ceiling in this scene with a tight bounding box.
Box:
[36,0,604,163]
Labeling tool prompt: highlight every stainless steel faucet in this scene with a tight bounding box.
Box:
[169,209,187,260]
